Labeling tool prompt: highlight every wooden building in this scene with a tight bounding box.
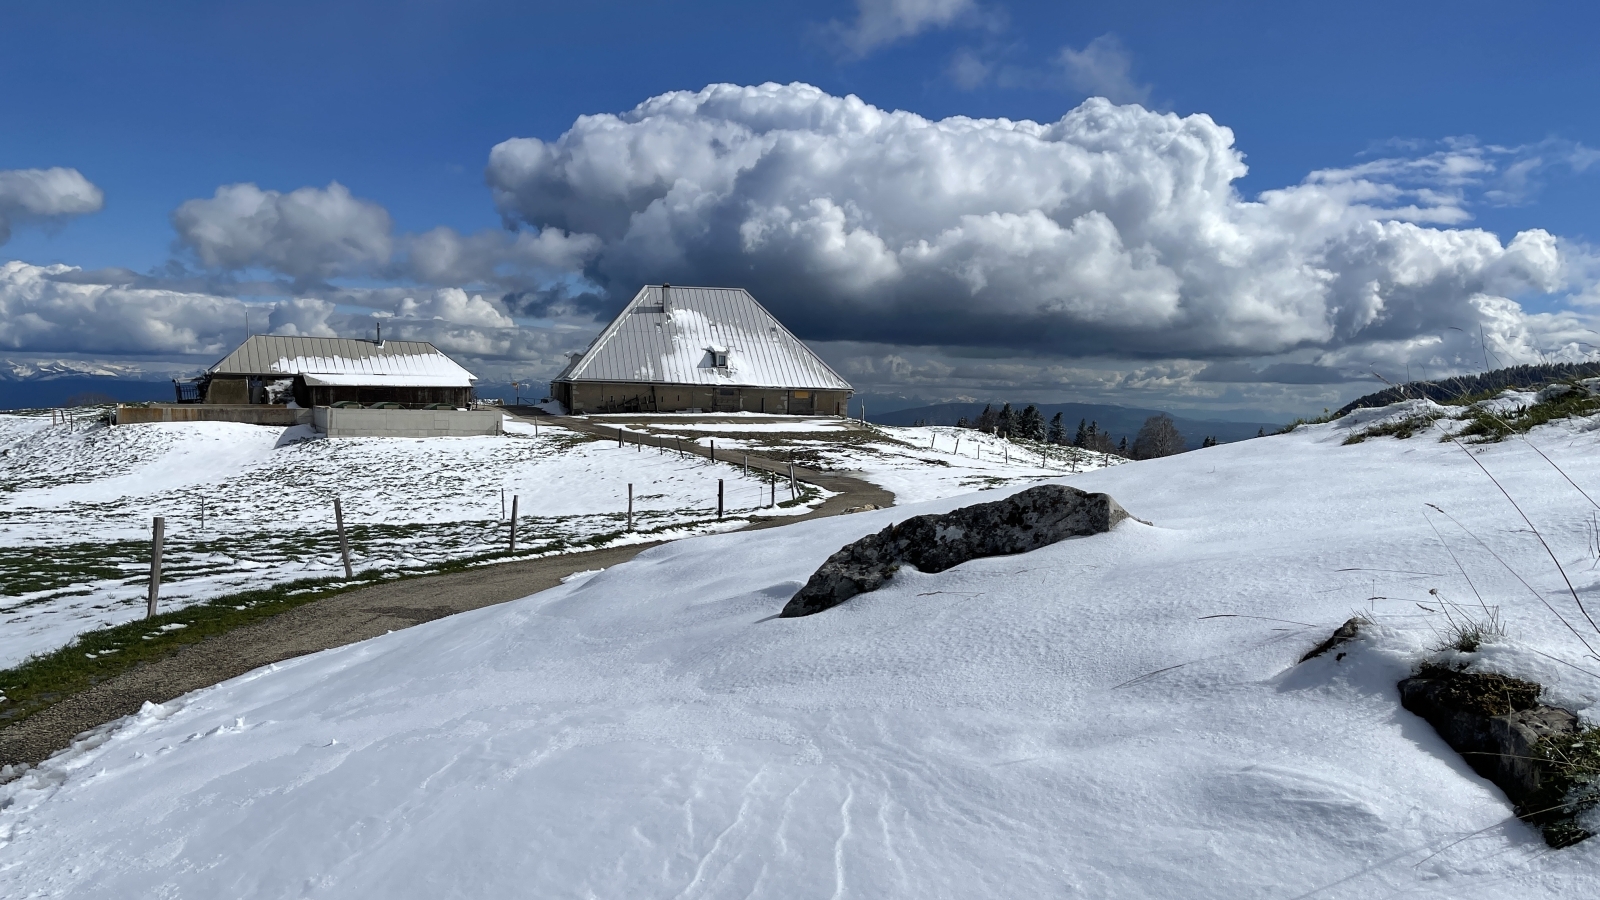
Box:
[551,285,853,415]
[197,335,477,408]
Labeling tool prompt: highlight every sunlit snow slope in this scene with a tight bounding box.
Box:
[5,408,1600,898]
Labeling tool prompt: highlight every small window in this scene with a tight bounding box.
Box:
[713,352,728,368]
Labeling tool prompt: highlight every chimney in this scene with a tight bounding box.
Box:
[661,283,671,313]
[376,321,384,348]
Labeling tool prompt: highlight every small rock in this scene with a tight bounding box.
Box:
[1299,617,1367,662]
[780,484,1129,617]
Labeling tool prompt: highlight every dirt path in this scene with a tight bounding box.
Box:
[1,423,892,770]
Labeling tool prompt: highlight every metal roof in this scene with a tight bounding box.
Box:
[209,335,476,385]
[555,285,853,391]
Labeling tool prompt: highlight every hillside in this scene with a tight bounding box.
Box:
[4,402,1600,896]
[870,400,1280,447]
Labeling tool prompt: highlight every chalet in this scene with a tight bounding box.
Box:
[551,285,852,415]
[190,334,476,409]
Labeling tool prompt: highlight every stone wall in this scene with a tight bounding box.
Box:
[114,405,312,426]
[312,407,503,438]
[559,381,850,415]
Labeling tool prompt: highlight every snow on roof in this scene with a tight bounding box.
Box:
[299,373,473,388]
[555,285,852,391]
[209,335,477,384]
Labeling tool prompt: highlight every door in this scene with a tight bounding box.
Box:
[790,390,814,415]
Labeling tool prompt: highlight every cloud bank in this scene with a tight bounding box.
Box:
[486,82,1578,376]
[171,181,598,291]
[0,168,105,245]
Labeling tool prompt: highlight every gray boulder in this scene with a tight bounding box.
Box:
[780,484,1130,618]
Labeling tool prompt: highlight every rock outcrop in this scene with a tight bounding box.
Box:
[1398,664,1590,847]
[779,484,1129,618]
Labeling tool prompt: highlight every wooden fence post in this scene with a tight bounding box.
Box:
[146,516,165,618]
[510,495,519,552]
[618,428,624,447]
[627,483,634,531]
[710,439,715,462]
[500,488,505,521]
[770,477,775,508]
[788,464,797,501]
[744,453,749,475]
[718,479,724,519]
[334,497,353,579]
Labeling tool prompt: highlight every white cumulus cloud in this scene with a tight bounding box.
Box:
[171,182,394,283]
[0,168,105,245]
[486,82,1577,364]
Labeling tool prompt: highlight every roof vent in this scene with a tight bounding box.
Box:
[376,321,384,348]
[661,283,671,313]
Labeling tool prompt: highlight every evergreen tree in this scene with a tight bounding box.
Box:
[956,416,970,428]
[1047,412,1066,445]
[1256,427,1266,437]
[1073,418,1088,447]
[995,403,1015,438]
[1083,423,1115,454]
[1018,405,1045,441]
[1201,435,1218,448]
[1118,436,1128,456]
[976,404,997,433]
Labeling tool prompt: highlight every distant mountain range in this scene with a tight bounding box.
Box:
[0,360,179,410]
[869,401,1282,448]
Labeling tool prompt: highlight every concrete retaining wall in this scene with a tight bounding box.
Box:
[312,407,504,438]
[115,405,312,426]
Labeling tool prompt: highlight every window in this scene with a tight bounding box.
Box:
[713,352,728,368]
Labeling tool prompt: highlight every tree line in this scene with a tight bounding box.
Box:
[951,403,1189,460]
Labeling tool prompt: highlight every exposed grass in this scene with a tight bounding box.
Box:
[1448,388,1600,444]
[1341,412,1443,444]
[1277,409,1339,435]
[0,570,388,726]
[1527,726,1600,847]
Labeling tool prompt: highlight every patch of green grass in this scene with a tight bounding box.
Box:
[1342,412,1444,444]
[1446,388,1600,444]
[0,570,391,726]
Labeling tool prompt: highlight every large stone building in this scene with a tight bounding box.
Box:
[551,285,853,415]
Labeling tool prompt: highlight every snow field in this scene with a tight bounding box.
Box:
[615,418,1123,504]
[0,414,818,668]
[6,407,1600,895]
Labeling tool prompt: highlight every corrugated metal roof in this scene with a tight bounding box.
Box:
[209,335,477,382]
[556,286,853,391]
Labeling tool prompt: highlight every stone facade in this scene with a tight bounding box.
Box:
[557,381,849,416]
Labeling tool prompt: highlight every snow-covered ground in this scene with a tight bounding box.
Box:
[0,414,819,668]
[613,417,1124,504]
[7,405,1600,896]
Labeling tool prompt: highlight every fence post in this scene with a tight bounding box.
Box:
[334,497,353,579]
[146,516,165,618]
[770,477,775,508]
[744,453,748,475]
[509,494,519,552]
[710,439,715,462]
[500,488,505,521]
[618,428,623,448]
[718,479,724,519]
[628,483,634,531]
[788,464,797,501]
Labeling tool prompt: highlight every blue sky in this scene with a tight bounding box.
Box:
[3,0,1599,416]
